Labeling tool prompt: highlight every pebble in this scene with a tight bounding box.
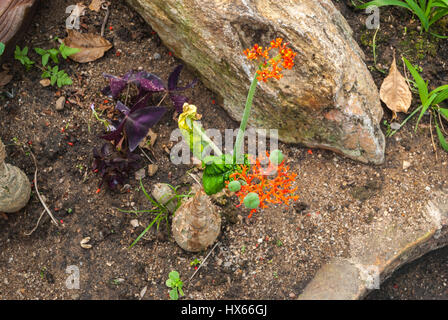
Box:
[135,168,146,180]
[403,160,411,170]
[148,164,158,177]
[130,219,139,228]
[55,96,65,111]
[153,52,161,60]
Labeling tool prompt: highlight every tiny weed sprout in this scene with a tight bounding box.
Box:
[357,1,448,37]
[390,57,448,152]
[165,270,184,300]
[14,43,80,87]
[177,38,299,218]
[0,42,5,56]
[190,258,201,267]
[118,180,191,248]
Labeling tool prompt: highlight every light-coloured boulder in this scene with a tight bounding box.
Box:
[0,138,31,213]
[126,0,385,164]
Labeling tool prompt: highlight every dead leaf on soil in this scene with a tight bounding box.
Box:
[88,0,105,12]
[62,29,113,63]
[139,129,157,150]
[379,55,412,120]
[0,71,12,87]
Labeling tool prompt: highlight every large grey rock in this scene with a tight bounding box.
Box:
[299,189,448,300]
[126,0,385,164]
[0,138,31,213]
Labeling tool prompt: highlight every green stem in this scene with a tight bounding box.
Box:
[233,73,259,163]
[192,121,222,158]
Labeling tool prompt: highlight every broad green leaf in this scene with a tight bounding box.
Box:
[42,53,49,66]
[415,93,437,130]
[169,271,180,280]
[202,154,236,195]
[403,57,428,104]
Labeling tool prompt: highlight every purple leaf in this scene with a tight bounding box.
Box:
[101,119,126,146]
[125,106,167,152]
[131,91,152,112]
[102,71,134,98]
[168,65,198,91]
[115,101,130,115]
[168,65,183,91]
[140,76,165,92]
[173,78,198,92]
[170,94,188,112]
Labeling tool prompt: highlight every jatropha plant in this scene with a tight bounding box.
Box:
[92,65,197,189]
[178,38,299,218]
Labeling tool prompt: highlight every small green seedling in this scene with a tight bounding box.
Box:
[165,270,184,300]
[15,46,35,70]
[0,42,5,56]
[190,258,201,267]
[118,180,192,248]
[390,57,448,152]
[14,43,79,88]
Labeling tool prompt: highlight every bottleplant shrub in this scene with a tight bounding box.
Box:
[178,38,299,218]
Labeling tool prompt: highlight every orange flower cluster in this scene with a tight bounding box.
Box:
[243,38,297,82]
[226,152,299,218]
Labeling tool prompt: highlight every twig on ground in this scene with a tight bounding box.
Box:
[24,209,46,236]
[189,241,220,282]
[29,151,59,227]
[100,2,111,37]
[139,146,154,164]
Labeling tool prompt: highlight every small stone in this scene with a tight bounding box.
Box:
[402,160,411,170]
[391,122,401,130]
[135,168,146,180]
[55,96,65,111]
[152,183,177,213]
[147,164,158,177]
[130,219,139,228]
[289,293,296,298]
[40,79,51,87]
[153,52,161,60]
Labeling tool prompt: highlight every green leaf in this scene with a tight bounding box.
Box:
[0,42,5,56]
[403,57,428,104]
[34,47,46,56]
[439,107,448,119]
[41,70,51,78]
[169,271,180,281]
[203,154,236,195]
[165,279,174,288]
[435,120,448,152]
[59,43,80,59]
[42,54,50,66]
[415,93,437,130]
[48,48,60,63]
[169,289,179,300]
[50,74,57,86]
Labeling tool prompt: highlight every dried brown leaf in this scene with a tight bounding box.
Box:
[62,29,112,63]
[0,71,12,87]
[88,0,105,12]
[379,56,412,120]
